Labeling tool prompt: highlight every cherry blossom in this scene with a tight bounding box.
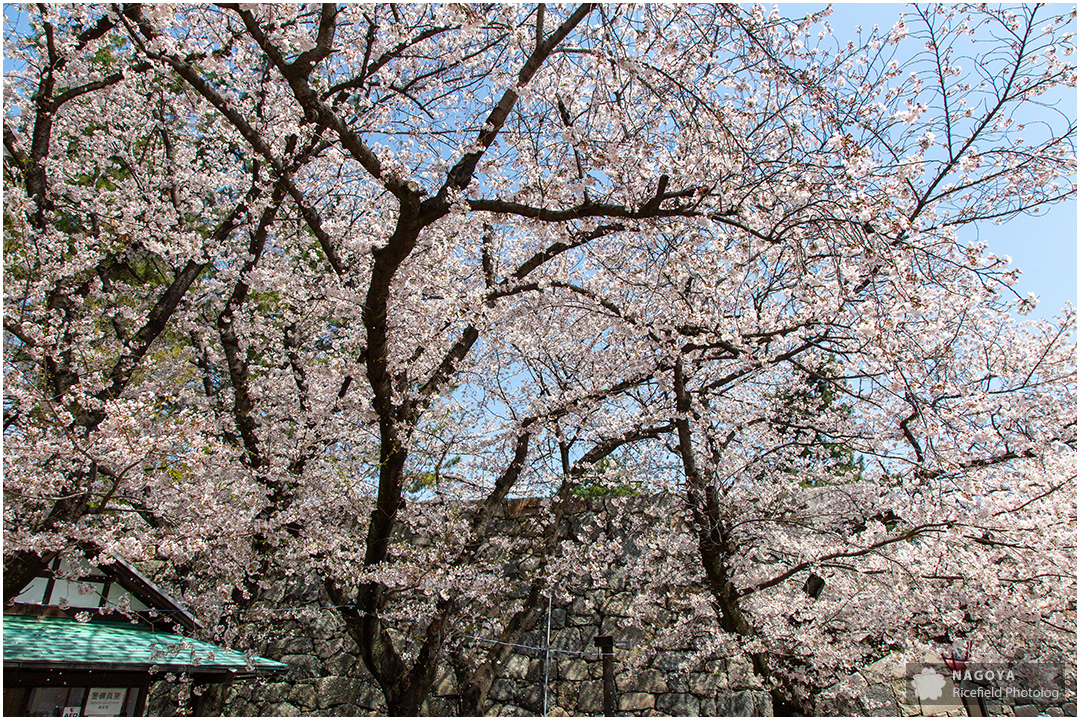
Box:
[4,4,1074,714]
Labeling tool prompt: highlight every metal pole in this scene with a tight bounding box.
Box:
[593,635,616,716]
[543,590,553,716]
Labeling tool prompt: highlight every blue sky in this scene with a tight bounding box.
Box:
[787,2,1077,320]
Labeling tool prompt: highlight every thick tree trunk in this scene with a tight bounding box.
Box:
[332,573,450,716]
[385,694,426,717]
[456,580,548,716]
[673,358,814,714]
[457,670,492,717]
[672,357,782,702]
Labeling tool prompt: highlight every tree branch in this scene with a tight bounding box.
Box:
[740,523,952,597]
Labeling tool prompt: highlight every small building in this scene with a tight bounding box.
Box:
[3,549,286,716]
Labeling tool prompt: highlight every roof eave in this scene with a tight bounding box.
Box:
[3,659,287,678]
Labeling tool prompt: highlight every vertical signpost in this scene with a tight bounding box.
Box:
[543,591,553,717]
[593,635,616,716]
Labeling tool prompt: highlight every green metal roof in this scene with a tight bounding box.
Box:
[3,615,287,676]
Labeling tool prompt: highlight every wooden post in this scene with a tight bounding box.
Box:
[593,635,616,716]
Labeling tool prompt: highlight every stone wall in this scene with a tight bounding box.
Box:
[146,496,1075,717]
[148,495,774,716]
[147,569,389,717]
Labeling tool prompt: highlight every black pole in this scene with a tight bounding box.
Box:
[959,681,988,717]
[593,635,616,716]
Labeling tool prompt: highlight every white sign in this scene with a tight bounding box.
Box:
[84,688,127,717]
[62,707,81,717]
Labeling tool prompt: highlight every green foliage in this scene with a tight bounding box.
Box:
[768,359,864,486]
[406,455,461,494]
[572,455,643,498]
[573,479,642,498]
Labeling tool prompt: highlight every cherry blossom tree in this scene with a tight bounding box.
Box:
[4,3,1074,715]
[645,5,1077,709]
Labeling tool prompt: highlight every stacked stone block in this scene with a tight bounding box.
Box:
[147,496,1074,716]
